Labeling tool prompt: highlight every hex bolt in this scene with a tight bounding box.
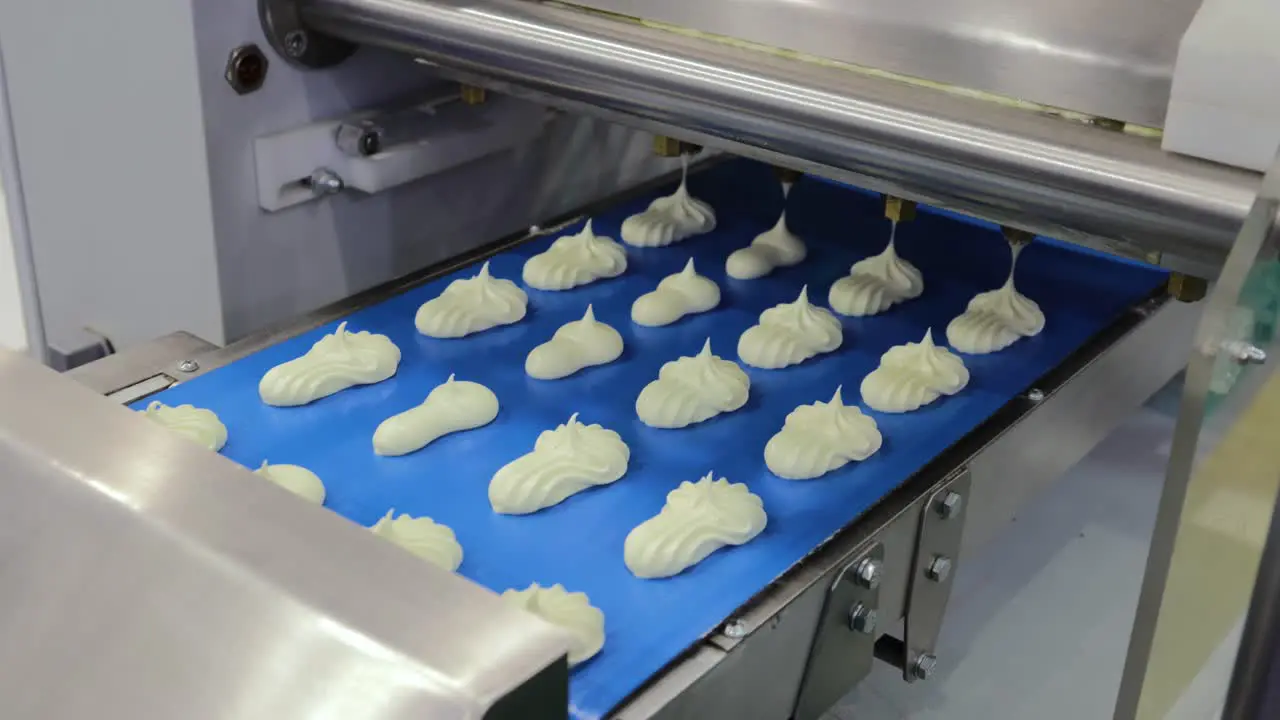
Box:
[926,555,952,583]
[847,603,878,635]
[936,491,963,519]
[177,359,199,373]
[307,168,345,195]
[722,619,746,639]
[1026,388,1046,403]
[911,653,938,680]
[853,557,882,590]
[284,30,309,58]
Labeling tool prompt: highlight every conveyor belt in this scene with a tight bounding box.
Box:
[135,159,1168,719]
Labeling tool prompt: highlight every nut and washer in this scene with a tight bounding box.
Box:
[307,168,345,195]
[847,603,878,635]
[852,557,882,590]
[936,491,963,519]
[911,653,938,680]
[1026,388,1046,403]
[722,619,747,639]
[224,44,268,95]
[925,555,952,583]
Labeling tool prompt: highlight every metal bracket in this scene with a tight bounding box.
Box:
[793,543,884,720]
[901,467,972,682]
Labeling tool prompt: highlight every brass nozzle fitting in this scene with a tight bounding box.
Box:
[1001,226,1035,246]
[1167,272,1208,303]
[653,136,702,157]
[774,166,803,184]
[884,196,917,223]
[460,85,487,105]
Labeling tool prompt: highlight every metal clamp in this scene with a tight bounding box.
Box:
[901,468,971,683]
[793,543,884,720]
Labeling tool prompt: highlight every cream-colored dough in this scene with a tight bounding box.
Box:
[620,161,716,247]
[525,305,624,380]
[371,509,463,571]
[738,285,843,369]
[415,261,528,338]
[860,329,969,413]
[255,461,326,504]
[828,237,923,317]
[636,339,750,428]
[489,413,629,514]
[946,243,1044,354]
[522,219,627,291]
[259,322,400,407]
[372,374,498,456]
[630,259,720,327]
[764,387,882,479]
[502,584,605,667]
[624,473,767,579]
[141,401,227,451]
[725,212,805,280]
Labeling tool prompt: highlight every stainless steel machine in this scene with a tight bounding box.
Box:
[1,1,1277,719]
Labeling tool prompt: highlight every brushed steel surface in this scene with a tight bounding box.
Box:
[67,331,216,397]
[0,351,568,720]
[297,0,1259,269]
[569,0,1202,127]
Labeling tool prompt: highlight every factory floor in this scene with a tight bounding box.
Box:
[826,378,1239,720]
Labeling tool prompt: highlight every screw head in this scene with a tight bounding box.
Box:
[911,653,938,680]
[224,45,268,95]
[1223,340,1267,365]
[936,491,963,519]
[1026,388,1045,403]
[853,558,882,589]
[177,359,199,373]
[926,555,952,583]
[847,603,878,634]
[307,168,345,195]
[722,619,746,639]
[283,30,309,58]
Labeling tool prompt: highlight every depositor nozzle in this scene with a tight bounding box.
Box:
[774,166,803,184]
[884,196,916,223]
[1000,226,1035,246]
[653,136,702,157]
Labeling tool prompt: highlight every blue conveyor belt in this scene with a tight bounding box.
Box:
[136,159,1168,719]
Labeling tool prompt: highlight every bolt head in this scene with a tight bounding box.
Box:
[284,30,309,58]
[937,491,963,519]
[912,654,938,680]
[1026,388,1045,403]
[224,45,268,95]
[308,168,344,195]
[854,558,882,589]
[848,604,878,634]
[926,555,952,583]
[723,620,746,639]
[177,359,199,373]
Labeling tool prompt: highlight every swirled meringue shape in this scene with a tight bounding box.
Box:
[525,305,624,380]
[502,584,605,667]
[725,213,806,280]
[860,329,969,413]
[522,220,627,291]
[259,322,400,407]
[738,286,843,369]
[624,473,767,579]
[415,262,528,338]
[828,244,924,316]
[490,413,629,514]
[620,180,716,247]
[764,387,882,479]
[254,461,326,504]
[371,509,463,571]
[636,339,750,428]
[372,374,498,456]
[630,259,720,327]
[946,279,1045,354]
[141,401,227,451]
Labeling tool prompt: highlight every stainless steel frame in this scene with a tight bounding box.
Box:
[284,0,1259,271]
[74,231,1197,719]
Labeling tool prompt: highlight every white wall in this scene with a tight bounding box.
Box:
[0,185,27,351]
